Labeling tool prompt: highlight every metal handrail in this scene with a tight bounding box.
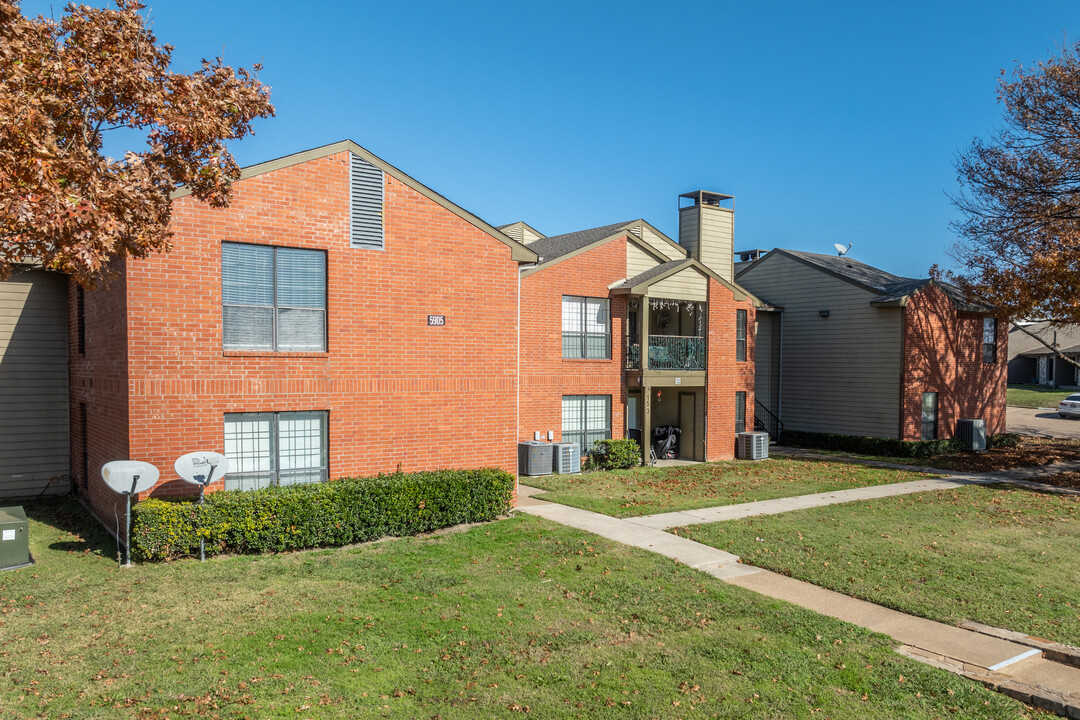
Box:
[754,399,783,441]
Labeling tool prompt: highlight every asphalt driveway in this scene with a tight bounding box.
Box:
[1007,405,1080,439]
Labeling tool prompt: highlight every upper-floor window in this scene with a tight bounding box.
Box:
[736,309,747,361]
[982,317,997,363]
[222,243,326,352]
[562,296,610,359]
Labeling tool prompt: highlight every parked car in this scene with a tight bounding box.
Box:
[1058,393,1080,418]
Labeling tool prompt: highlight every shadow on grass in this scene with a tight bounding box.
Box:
[21,494,117,558]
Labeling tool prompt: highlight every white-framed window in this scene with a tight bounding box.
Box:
[223,411,328,491]
[222,243,327,351]
[562,296,610,359]
[921,393,938,441]
[562,395,611,453]
[982,317,997,363]
[735,309,747,362]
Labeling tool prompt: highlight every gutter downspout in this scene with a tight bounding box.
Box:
[516,266,522,496]
[777,309,783,436]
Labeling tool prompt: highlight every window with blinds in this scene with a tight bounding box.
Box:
[735,309,747,362]
[562,395,611,454]
[982,317,997,363]
[562,296,610,359]
[222,243,326,351]
[223,411,328,491]
[350,153,384,250]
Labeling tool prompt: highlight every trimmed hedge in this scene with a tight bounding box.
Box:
[780,430,963,458]
[131,468,515,562]
[780,430,1021,458]
[590,438,642,470]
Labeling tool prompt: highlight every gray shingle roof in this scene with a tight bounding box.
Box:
[755,249,988,312]
[527,221,636,263]
[616,260,692,289]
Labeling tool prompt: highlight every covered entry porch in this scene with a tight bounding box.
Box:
[626,382,707,463]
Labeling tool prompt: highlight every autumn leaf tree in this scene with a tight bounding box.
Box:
[949,40,1080,364]
[0,0,274,285]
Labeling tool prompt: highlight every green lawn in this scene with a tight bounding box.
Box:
[0,498,1028,719]
[1007,383,1075,408]
[679,484,1080,645]
[523,457,938,518]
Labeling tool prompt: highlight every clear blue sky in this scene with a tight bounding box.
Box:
[21,0,1080,277]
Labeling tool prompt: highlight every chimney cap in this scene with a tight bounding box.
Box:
[679,190,734,208]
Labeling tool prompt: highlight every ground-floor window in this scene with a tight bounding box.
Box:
[223,411,328,491]
[920,393,937,441]
[562,395,611,453]
[735,391,747,433]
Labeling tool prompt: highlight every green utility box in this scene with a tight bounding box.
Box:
[0,506,31,571]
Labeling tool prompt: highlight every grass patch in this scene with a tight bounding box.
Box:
[1007,383,1074,408]
[523,458,938,518]
[0,496,1029,719]
[679,484,1080,645]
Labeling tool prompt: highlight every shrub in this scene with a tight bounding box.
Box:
[988,432,1022,449]
[590,438,641,470]
[779,430,963,459]
[131,468,515,562]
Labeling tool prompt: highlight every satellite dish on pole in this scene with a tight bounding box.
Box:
[834,243,852,256]
[101,460,160,567]
[102,461,159,496]
[174,451,229,488]
[174,451,229,562]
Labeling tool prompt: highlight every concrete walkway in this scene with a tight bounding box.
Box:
[516,466,1080,715]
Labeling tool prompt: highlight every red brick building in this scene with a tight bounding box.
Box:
[736,249,1005,442]
[512,191,758,464]
[70,141,536,525]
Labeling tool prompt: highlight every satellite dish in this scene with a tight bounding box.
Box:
[102,461,160,496]
[174,451,229,488]
[834,243,852,256]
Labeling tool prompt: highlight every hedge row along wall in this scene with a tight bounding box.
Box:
[780,430,1021,458]
[131,468,515,562]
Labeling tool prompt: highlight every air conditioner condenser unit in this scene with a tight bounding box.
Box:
[552,442,581,474]
[736,432,769,461]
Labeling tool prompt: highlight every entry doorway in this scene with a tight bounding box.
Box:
[678,393,696,461]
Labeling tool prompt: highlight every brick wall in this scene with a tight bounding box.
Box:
[69,266,131,527]
[705,278,756,461]
[76,149,523,524]
[519,237,630,444]
[900,284,1007,440]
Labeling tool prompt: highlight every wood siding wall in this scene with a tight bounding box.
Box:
[650,266,708,302]
[631,224,683,261]
[738,254,904,438]
[626,243,659,279]
[699,206,734,282]
[754,310,781,416]
[0,269,69,500]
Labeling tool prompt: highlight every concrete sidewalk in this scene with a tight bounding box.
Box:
[516,473,1080,715]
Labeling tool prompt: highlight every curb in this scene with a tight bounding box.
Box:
[960,620,1080,669]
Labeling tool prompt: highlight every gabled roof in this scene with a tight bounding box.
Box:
[526,221,641,263]
[738,249,989,313]
[497,220,545,239]
[1008,321,1080,358]
[611,258,755,303]
[171,140,537,263]
[520,220,675,277]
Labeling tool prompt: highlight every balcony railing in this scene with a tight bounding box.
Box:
[625,336,706,371]
[625,341,641,370]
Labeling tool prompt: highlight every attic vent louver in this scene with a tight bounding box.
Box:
[350,153,384,250]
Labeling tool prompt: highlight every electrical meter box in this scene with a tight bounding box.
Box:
[0,506,31,571]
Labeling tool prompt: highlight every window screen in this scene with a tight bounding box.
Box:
[736,309,747,362]
[735,391,747,433]
[224,411,328,490]
[982,318,997,363]
[222,243,326,351]
[562,296,610,359]
[562,395,611,454]
[921,393,938,441]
